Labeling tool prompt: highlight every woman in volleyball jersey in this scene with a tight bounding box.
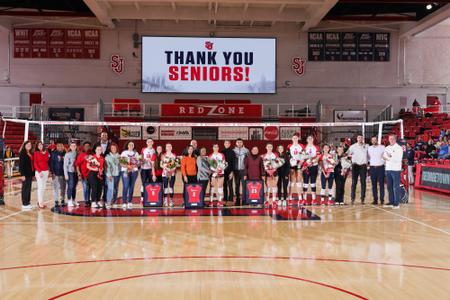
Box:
[140,138,156,201]
[208,144,227,207]
[301,136,321,205]
[287,134,305,205]
[261,143,279,208]
[161,143,178,207]
[319,144,337,206]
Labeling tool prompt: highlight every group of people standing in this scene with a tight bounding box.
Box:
[18,130,406,210]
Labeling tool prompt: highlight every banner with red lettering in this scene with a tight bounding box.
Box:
[161,104,261,118]
[141,37,276,93]
[13,28,100,59]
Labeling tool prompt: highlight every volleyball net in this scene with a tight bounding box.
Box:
[1,117,404,149]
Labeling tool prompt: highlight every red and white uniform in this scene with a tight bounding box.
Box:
[141,147,156,170]
[146,184,162,201]
[209,152,226,177]
[161,152,177,177]
[287,143,305,167]
[320,153,336,173]
[304,144,320,166]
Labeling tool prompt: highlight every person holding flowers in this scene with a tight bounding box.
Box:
[319,144,337,205]
[276,145,290,207]
[161,143,179,207]
[105,143,121,209]
[261,143,284,208]
[209,144,228,207]
[87,145,105,209]
[120,141,141,209]
[287,134,305,205]
[301,135,321,206]
[334,146,351,205]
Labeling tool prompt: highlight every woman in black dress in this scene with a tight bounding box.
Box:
[19,141,34,210]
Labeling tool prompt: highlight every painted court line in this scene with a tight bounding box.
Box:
[374,206,450,236]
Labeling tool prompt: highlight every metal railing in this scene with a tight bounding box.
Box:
[0,105,32,119]
[374,105,393,122]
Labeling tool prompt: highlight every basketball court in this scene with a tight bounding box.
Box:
[1,1,450,299]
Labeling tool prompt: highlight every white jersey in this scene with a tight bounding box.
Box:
[141,147,155,170]
[304,144,320,166]
[288,143,304,160]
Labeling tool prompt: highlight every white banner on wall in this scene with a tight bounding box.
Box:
[333,110,368,123]
[280,127,301,140]
[141,36,276,94]
[142,126,159,140]
[120,126,142,140]
[218,127,248,140]
[159,126,192,140]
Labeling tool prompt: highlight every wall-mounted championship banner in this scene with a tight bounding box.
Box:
[308,32,325,61]
[244,180,264,205]
[142,126,159,140]
[333,110,368,123]
[357,33,374,61]
[159,126,192,140]
[374,33,390,62]
[341,32,357,61]
[324,32,341,61]
[184,183,205,208]
[280,127,301,140]
[143,182,164,207]
[218,127,248,140]
[141,37,276,94]
[119,126,142,140]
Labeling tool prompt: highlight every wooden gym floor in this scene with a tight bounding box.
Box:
[0,175,449,299]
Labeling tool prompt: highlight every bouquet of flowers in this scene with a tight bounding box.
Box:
[323,154,337,178]
[120,154,143,171]
[263,157,285,177]
[162,156,180,176]
[86,155,102,178]
[340,156,352,176]
[298,153,313,171]
[209,159,228,178]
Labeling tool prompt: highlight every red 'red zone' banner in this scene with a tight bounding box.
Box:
[161,104,262,118]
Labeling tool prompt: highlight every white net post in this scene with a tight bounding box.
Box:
[24,121,29,142]
[40,123,44,142]
[378,121,384,144]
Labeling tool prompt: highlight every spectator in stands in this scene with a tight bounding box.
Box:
[425,139,437,158]
[47,139,56,153]
[105,143,121,209]
[64,141,79,207]
[415,136,426,151]
[368,136,385,205]
[244,146,264,181]
[182,139,200,157]
[405,143,415,185]
[33,141,50,209]
[221,140,235,203]
[347,134,369,205]
[49,141,66,208]
[76,142,92,207]
[233,138,249,206]
[438,140,450,159]
[19,141,34,210]
[3,145,14,178]
[383,135,404,209]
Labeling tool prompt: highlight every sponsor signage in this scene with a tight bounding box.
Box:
[218,127,248,140]
[280,127,301,140]
[160,104,262,118]
[119,126,142,140]
[142,126,159,140]
[421,166,450,192]
[264,126,279,140]
[333,110,368,123]
[159,126,192,140]
[13,28,100,59]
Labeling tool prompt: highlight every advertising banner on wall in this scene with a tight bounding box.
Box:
[142,126,159,140]
[280,127,301,140]
[159,126,192,140]
[264,126,279,141]
[333,110,368,123]
[120,126,142,140]
[141,36,276,94]
[218,127,248,140]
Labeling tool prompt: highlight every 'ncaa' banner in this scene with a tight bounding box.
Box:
[161,104,262,117]
[141,37,276,94]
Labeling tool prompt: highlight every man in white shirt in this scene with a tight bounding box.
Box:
[368,136,385,205]
[347,134,369,204]
[383,135,404,209]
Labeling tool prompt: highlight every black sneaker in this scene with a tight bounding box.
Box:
[85,201,91,207]
[61,201,66,207]
[54,202,60,208]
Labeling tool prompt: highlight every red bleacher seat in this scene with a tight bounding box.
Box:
[112,98,141,113]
